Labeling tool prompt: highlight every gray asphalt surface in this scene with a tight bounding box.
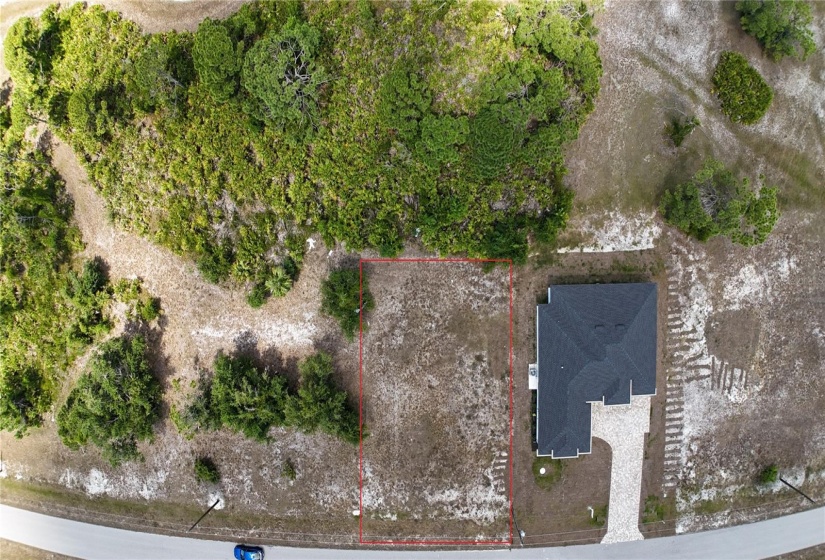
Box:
[1,504,823,559]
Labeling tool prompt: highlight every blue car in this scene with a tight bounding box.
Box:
[234,544,264,560]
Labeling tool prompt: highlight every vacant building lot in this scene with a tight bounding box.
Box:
[360,261,511,543]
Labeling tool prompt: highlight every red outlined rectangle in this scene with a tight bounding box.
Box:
[358,258,513,546]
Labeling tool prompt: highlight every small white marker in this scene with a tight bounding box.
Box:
[539,467,546,475]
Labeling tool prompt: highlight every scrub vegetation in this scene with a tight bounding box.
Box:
[712,51,773,125]
[660,158,779,246]
[3,0,602,300]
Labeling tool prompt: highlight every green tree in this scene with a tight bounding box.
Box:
[736,0,816,61]
[320,267,373,342]
[712,51,773,125]
[284,352,360,444]
[660,158,779,245]
[210,353,289,440]
[192,19,240,103]
[0,368,51,438]
[241,20,326,129]
[56,335,161,466]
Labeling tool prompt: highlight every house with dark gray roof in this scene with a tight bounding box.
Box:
[532,283,657,458]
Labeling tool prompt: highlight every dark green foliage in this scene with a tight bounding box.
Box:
[194,457,221,483]
[660,159,780,245]
[321,268,373,342]
[241,20,326,129]
[284,352,360,444]
[468,107,520,180]
[377,62,432,143]
[416,114,469,166]
[197,241,235,284]
[0,368,51,438]
[211,353,289,440]
[193,19,240,103]
[759,463,779,483]
[0,137,113,437]
[56,335,161,466]
[736,0,816,61]
[712,51,773,125]
[246,282,268,308]
[173,351,360,445]
[665,115,700,147]
[127,33,193,113]
[3,1,602,276]
[281,458,297,480]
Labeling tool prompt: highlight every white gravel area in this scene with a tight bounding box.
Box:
[591,394,652,544]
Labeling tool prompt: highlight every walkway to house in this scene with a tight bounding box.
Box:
[591,394,652,544]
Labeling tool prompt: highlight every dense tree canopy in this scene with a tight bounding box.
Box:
[172,351,359,444]
[3,0,602,302]
[0,132,114,437]
[736,0,816,62]
[712,51,773,125]
[660,158,780,245]
[56,335,161,465]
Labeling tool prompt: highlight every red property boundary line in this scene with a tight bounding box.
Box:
[358,258,514,546]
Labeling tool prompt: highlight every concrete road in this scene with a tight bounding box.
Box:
[1,504,823,559]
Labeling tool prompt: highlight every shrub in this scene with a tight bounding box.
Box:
[265,266,292,298]
[210,353,289,440]
[377,62,431,143]
[590,504,608,527]
[665,115,700,147]
[281,458,297,480]
[192,19,240,103]
[759,463,779,484]
[284,352,360,444]
[246,282,267,308]
[194,457,221,483]
[736,0,816,62]
[660,158,779,245]
[113,278,161,323]
[712,51,773,125]
[56,335,161,466]
[468,107,521,179]
[320,268,373,342]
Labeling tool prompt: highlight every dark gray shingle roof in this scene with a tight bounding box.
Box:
[536,283,657,458]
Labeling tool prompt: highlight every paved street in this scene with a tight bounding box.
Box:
[1,503,823,559]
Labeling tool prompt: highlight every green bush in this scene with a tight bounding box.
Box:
[468,107,520,179]
[192,19,240,103]
[194,457,221,483]
[265,266,293,298]
[712,51,773,124]
[660,158,780,245]
[56,335,161,466]
[173,352,361,445]
[321,268,373,342]
[759,463,779,484]
[665,115,700,147]
[246,282,268,308]
[284,352,360,444]
[736,0,816,62]
[113,278,161,323]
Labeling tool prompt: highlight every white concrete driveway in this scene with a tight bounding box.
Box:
[591,394,652,543]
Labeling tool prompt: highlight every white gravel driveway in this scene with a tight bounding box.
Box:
[591,394,652,543]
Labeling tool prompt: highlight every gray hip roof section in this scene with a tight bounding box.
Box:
[536,283,657,458]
